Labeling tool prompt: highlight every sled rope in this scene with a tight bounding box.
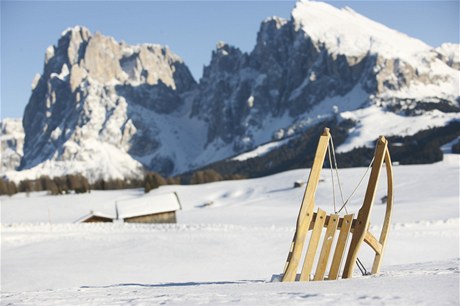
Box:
[336,156,375,214]
[329,136,346,213]
[328,133,376,215]
[327,141,337,214]
[327,134,376,276]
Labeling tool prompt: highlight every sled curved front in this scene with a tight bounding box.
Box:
[281,128,393,282]
[342,136,393,278]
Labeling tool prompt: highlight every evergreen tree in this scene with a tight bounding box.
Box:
[46,178,60,195]
[166,177,181,185]
[190,169,223,184]
[7,181,18,196]
[452,139,460,154]
[0,179,7,195]
[144,172,166,193]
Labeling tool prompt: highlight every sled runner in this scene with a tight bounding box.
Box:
[281,128,393,282]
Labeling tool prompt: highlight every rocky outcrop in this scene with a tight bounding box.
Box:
[435,43,460,70]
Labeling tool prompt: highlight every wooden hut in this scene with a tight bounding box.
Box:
[116,192,182,224]
[76,211,114,223]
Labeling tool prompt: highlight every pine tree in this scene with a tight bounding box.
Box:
[144,172,166,193]
[190,169,223,184]
[452,140,460,154]
[0,179,7,195]
[45,177,60,195]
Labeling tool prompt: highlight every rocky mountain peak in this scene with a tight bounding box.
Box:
[257,16,289,44]
[204,42,246,77]
[19,27,197,180]
[291,0,431,60]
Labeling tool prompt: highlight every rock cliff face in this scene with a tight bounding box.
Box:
[9,1,460,182]
[189,1,458,159]
[20,26,198,180]
[1,119,24,173]
[191,15,370,152]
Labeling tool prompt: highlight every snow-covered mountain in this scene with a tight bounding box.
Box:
[4,0,459,182]
[1,119,24,173]
[17,26,201,181]
[194,1,459,157]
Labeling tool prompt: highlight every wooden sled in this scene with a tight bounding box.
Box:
[281,128,393,282]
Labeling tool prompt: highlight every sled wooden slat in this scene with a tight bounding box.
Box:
[314,214,339,281]
[299,208,326,281]
[309,213,357,231]
[328,214,354,280]
[282,129,331,282]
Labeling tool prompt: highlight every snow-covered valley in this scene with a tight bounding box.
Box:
[1,154,459,305]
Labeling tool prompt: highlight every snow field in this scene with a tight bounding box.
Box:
[1,155,459,304]
[2,259,459,306]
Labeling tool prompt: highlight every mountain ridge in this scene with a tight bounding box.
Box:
[2,1,459,183]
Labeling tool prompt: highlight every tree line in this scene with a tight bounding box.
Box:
[2,120,458,197]
[0,175,91,196]
[0,169,245,197]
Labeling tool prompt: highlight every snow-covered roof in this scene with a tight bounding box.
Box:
[75,211,115,223]
[116,192,182,220]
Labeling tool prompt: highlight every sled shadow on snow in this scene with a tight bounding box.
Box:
[81,280,264,289]
[268,187,295,194]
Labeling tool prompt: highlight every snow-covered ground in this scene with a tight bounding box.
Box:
[1,155,459,305]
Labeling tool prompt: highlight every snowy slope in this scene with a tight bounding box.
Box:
[1,155,459,304]
[292,1,431,60]
[337,107,460,152]
[290,1,459,153]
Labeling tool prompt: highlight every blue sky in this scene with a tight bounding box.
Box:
[1,0,459,120]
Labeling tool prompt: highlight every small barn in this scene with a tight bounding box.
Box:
[76,211,114,223]
[116,192,182,224]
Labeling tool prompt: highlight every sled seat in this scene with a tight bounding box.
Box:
[281,128,393,282]
[297,210,355,281]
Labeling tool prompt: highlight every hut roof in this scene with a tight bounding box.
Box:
[75,211,115,223]
[116,192,182,220]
